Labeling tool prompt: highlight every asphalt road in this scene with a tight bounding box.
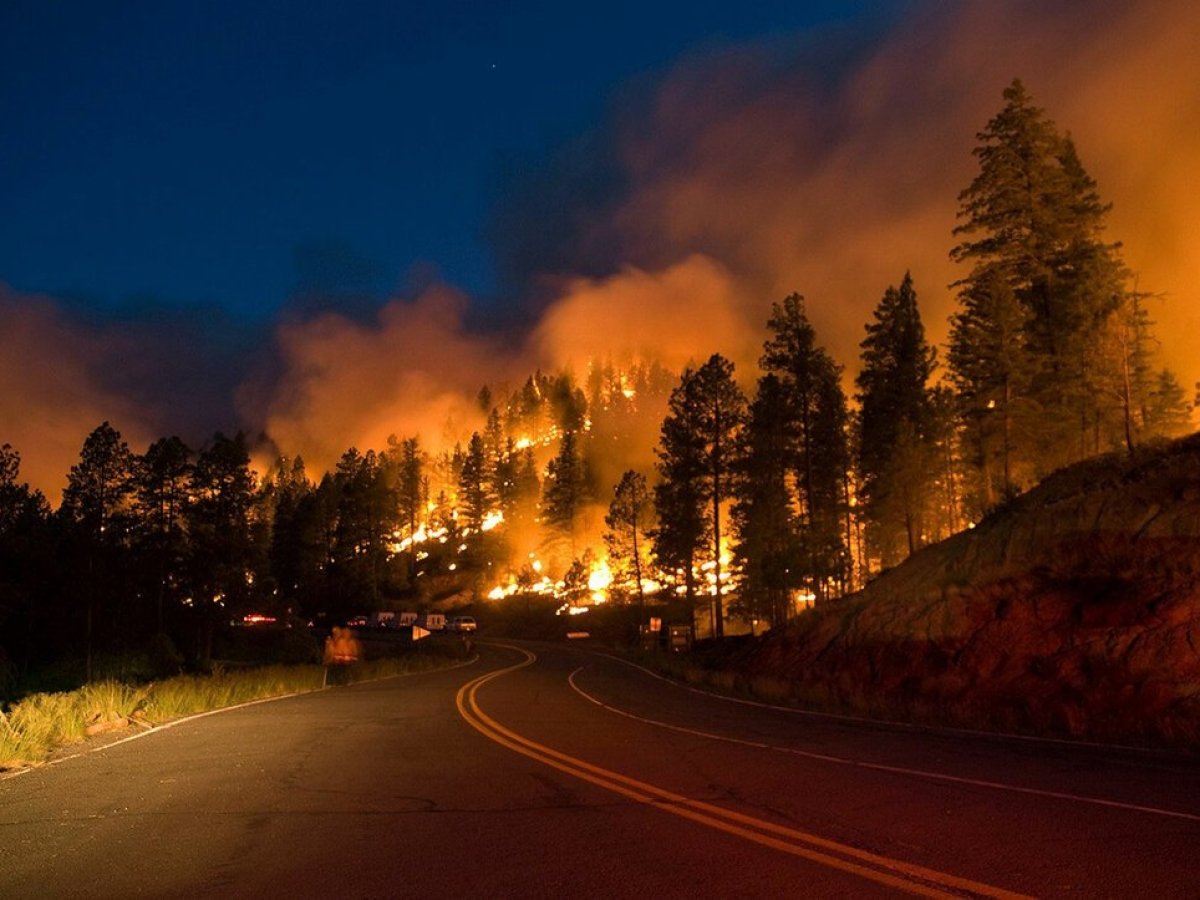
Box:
[2,641,1198,898]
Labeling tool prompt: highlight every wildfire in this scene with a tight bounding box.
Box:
[391,522,450,553]
[484,552,619,607]
[587,558,612,604]
[667,543,736,597]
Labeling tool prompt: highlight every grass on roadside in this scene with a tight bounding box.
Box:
[1,648,470,772]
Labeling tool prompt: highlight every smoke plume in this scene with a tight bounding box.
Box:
[0,288,153,503]
[4,0,1197,500]
[582,0,1200,383]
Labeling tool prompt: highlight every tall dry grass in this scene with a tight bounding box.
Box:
[1,651,469,771]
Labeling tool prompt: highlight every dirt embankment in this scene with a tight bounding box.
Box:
[743,435,1200,746]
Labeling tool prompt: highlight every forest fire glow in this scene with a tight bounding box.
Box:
[588,559,613,600]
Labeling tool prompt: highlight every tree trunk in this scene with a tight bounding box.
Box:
[1001,378,1012,498]
[631,523,645,612]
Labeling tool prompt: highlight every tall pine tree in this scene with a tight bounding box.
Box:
[856,272,937,566]
[61,422,136,679]
[949,79,1165,485]
[603,470,652,608]
[732,375,799,627]
[759,294,851,602]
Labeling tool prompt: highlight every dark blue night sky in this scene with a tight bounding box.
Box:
[1,1,894,322]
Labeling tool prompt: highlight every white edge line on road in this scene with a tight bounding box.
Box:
[567,666,1200,824]
[594,650,1193,756]
[0,654,480,782]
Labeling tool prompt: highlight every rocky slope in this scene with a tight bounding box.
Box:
[742,434,1200,746]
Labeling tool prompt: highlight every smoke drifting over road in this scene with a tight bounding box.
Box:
[3,0,1196,499]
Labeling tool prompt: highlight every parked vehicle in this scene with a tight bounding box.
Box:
[447,615,477,633]
[368,611,396,628]
[417,612,446,631]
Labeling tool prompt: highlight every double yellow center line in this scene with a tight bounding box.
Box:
[456,646,1029,899]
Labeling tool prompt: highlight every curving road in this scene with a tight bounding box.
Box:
[2,641,1198,898]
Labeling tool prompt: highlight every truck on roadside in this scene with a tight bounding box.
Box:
[417,612,445,631]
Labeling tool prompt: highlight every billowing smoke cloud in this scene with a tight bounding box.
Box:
[251,285,515,473]
[530,255,761,375]
[570,0,1200,384]
[0,287,154,503]
[5,0,1197,500]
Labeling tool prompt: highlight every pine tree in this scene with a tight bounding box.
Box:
[760,294,851,601]
[62,422,135,542]
[1145,369,1192,438]
[506,444,541,537]
[808,359,853,594]
[653,375,708,627]
[393,434,427,542]
[732,375,799,627]
[267,456,318,613]
[603,470,652,608]
[691,355,746,638]
[458,432,494,533]
[132,436,193,634]
[61,422,136,679]
[951,79,1134,477]
[926,386,966,540]
[856,273,938,565]
[654,355,745,637]
[187,433,255,663]
[332,447,370,599]
[0,445,53,677]
[483,408,505,472]
[542,430,589,563]
[948,267,1030,511]
[549,372,588,433]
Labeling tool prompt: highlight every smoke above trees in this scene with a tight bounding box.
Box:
[2,0,1197,501]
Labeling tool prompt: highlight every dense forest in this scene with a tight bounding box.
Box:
[1,81,1192,689]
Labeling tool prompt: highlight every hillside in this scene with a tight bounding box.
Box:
[740,433,1200,746]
